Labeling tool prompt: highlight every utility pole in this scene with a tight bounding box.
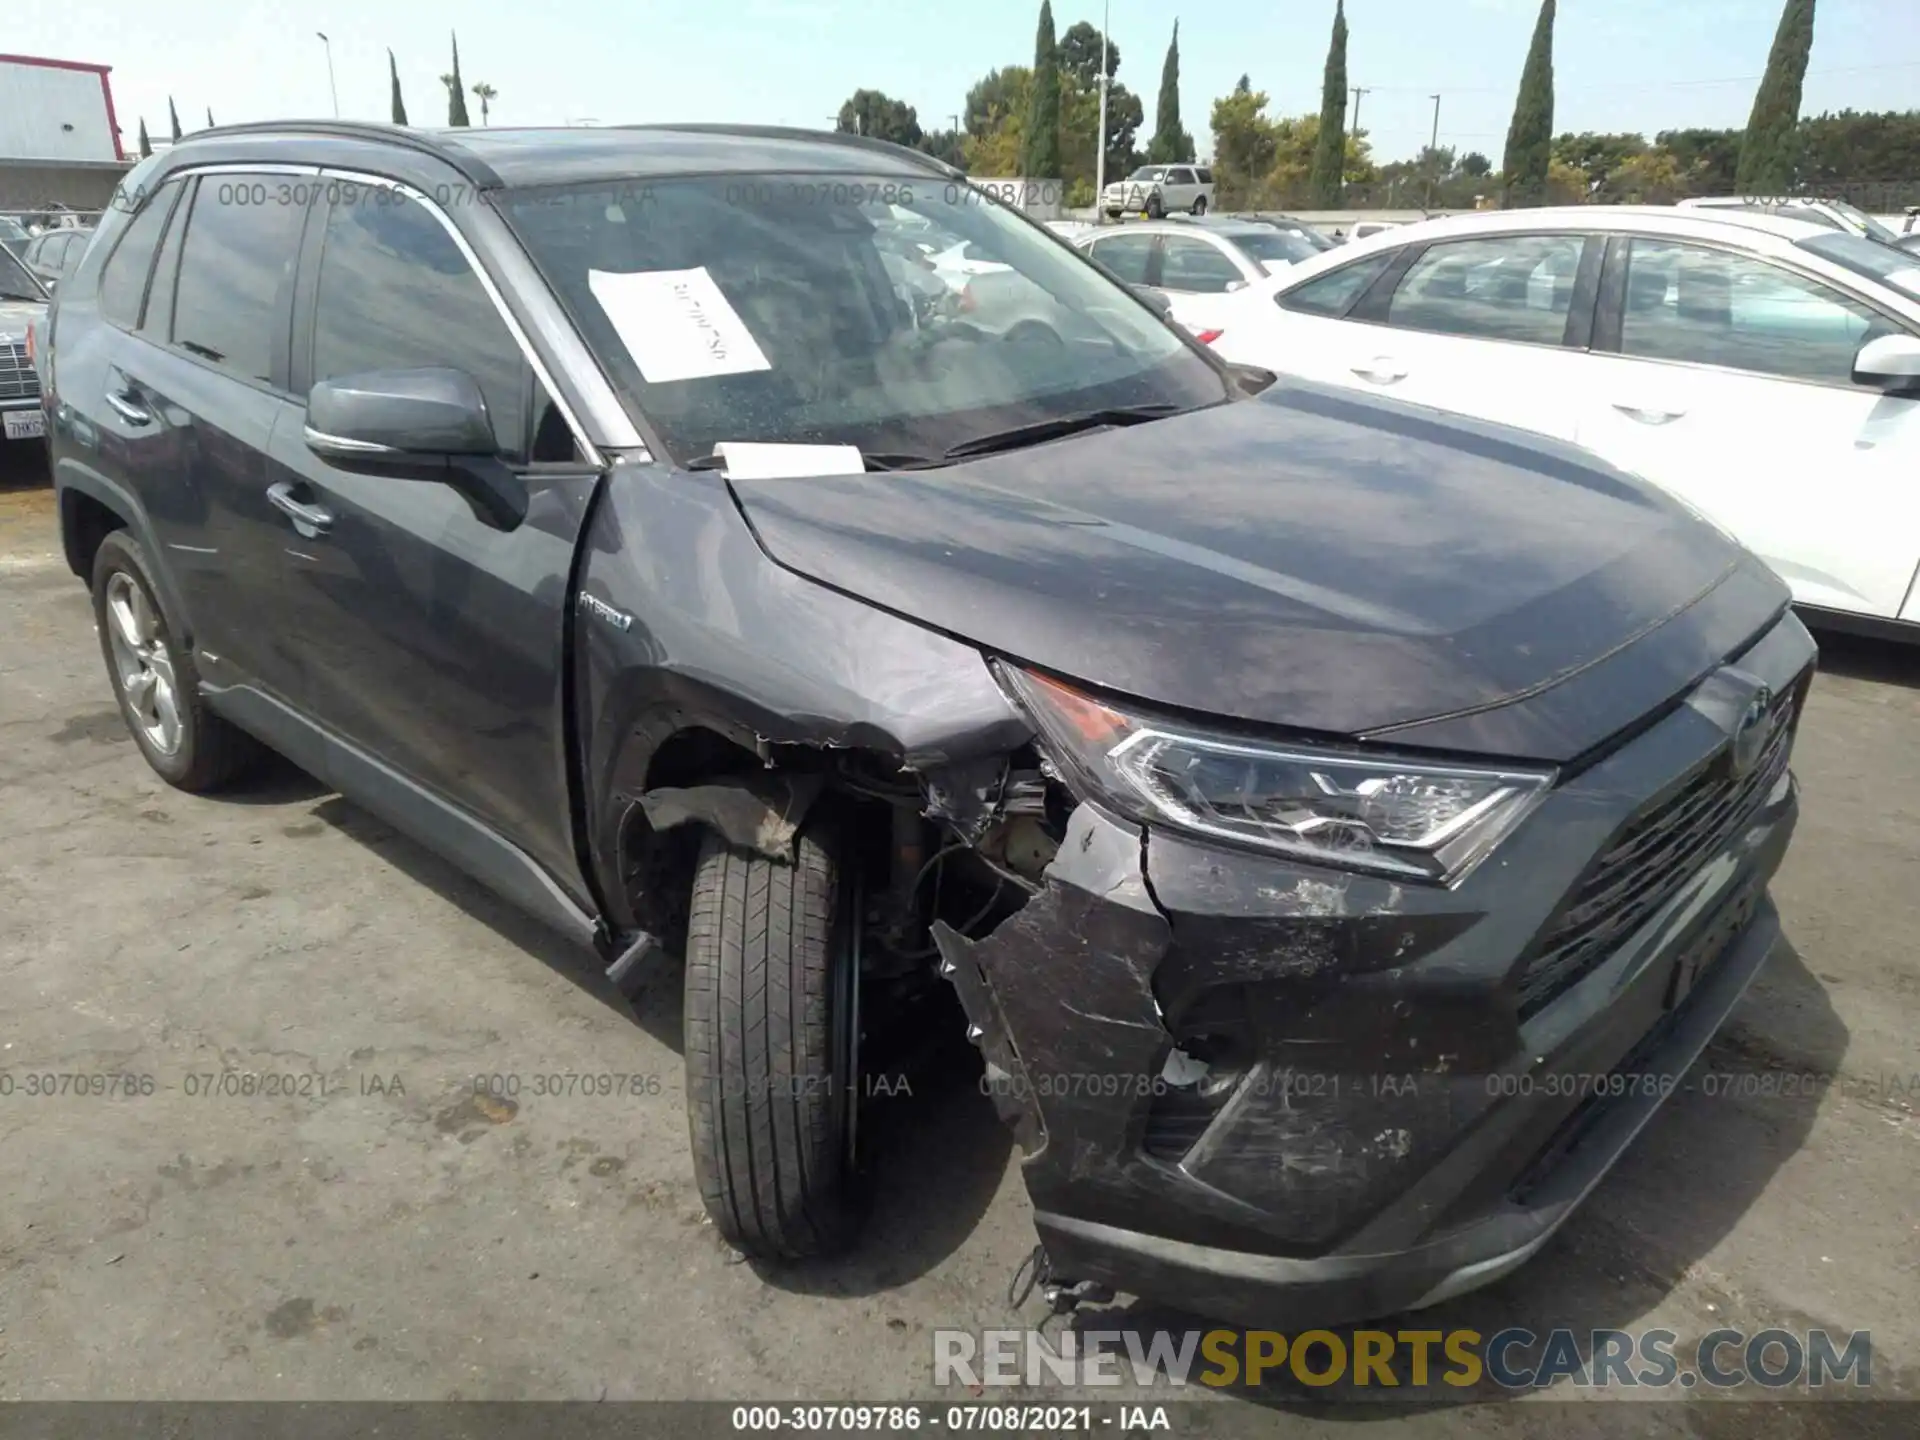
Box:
[316,31,339,118]
[1349,86,1369,138]
[1426,93,1442,210]
[1095,0,1110,223]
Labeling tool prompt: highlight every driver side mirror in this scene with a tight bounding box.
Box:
[1851,333,1920,392]
[305,366,527,530]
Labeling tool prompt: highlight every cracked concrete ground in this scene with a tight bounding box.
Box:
[2,452,1917,1430]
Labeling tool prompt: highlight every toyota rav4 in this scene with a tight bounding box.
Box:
[45,121,1809,1326]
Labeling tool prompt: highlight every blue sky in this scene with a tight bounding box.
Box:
[11,0,1920,164]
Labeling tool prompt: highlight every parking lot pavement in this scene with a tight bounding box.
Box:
[2,460,1917,1425]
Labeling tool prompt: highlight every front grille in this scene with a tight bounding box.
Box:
[0,341,38,403]
[1515,674,1806,1017]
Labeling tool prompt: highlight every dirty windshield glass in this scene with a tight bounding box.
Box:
[0,244,45,302]
[501,174,1223,463]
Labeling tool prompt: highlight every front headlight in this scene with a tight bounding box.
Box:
[1003,667,1553,885]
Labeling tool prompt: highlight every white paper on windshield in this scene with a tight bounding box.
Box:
[714,443,866,479]
[587,267,772,383]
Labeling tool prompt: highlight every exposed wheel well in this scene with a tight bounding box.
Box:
[60,490,128,584]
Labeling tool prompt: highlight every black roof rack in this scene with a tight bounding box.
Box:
[179,120,504,188]
[614,122,965,181]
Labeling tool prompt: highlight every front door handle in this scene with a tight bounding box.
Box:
[1352,359,1408,384]
[1612,402,1687,426]
[104,389,152,426]
[266,481,335,537]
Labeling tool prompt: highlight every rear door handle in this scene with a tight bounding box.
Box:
[266,481,336,537]
[104,389,152,426]
[1612,403,1687,426]
[1351,360,1407,384]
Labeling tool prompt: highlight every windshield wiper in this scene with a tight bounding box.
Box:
[938,403,1184,461]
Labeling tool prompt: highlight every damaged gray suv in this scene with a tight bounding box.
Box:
[46,121,1810,1326]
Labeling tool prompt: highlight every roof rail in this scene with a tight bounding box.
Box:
[614,122,966,181]
[179,120,504,188]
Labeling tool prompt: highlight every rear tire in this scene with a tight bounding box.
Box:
[1191,195,1209,216]
[91,531,264,793]
[683,823,866,1259]
[1146,195,1165,219]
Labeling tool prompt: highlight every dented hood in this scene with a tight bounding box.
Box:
[722,381,1788,763]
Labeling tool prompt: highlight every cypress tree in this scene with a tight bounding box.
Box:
[1309,1,1349,205]
[1502,0,1556,206]
[168,97,183,143]
[1147,22,1194,163]
[206,107,215,128]
[390,50,410,125]
[1019,1,1062,179]
[1736,0,1816,192]
[137,119,152,159]
[446,33,471,127]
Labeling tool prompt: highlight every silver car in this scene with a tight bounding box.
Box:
[1101,164,1215,219]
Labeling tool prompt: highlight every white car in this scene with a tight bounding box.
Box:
[1071,219,1324,346]
[1100,164,1215,218]
[1238,204,1920,635]
[1677,195,1920,253]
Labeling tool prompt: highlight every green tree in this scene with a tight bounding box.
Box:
[1737,0,1816,192]
[137,118,152,159]
[1146,22,1194,163]
[471,82,497,126]
[205,108,215,128]
[1552,131,1647,195]
[836,89,923,145]
[1502,0,1557,206]
[442,32,471,127]
[168,97,182,143]
[917,128,968,170]
[1309,1,1349,204]
[966,67,1028,138]
[388,50,409,126]
[1020,1,1062,179]
[1657,126,1743,192]
[1210,78,1279,208]
[1058,20,1119,88]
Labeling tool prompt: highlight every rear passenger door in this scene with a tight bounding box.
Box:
[97,169,316,703]
[266,176,599,883]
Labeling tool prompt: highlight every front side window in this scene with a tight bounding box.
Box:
[97,179,180,328]
[1278,250,1395,317]
[310,188,529,456]
[1087,233,1156,284]
[1128,167,1167,183]
[169,176,307,385]
[1158,235,1245,293]
[501,174,1224,463]
[1618,238,1893,385]
[1386,234,1586,344]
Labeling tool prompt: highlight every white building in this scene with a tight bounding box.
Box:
[0,53,124,163]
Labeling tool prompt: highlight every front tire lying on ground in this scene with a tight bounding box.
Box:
[684,823,867,1259]
[91,530,263,792]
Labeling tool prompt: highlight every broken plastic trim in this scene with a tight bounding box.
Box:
[636,772,827,861]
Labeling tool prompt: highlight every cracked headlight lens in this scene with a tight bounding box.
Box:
[1003,667,1553,885]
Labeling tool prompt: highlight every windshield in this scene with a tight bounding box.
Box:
[1797,231,1920,300]
[1127,167,1167,182]
[1825,199,1900,245]
[501,174,1225,464]
[0,217,28,245]
[0,244,45,302]
[1226,229,1325,265]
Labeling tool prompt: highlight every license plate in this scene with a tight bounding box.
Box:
[4,410,45,440]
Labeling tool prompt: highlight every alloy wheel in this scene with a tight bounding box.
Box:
[104,571,182,756]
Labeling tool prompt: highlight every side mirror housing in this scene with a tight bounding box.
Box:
[304,367,527,530]
[1851,333,1920,392]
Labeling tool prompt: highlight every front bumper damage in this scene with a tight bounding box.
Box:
[934,614,1812,1327]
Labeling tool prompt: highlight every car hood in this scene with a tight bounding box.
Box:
[723,381,1789,763]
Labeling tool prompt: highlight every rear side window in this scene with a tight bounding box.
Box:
[309,189,529,457]
[1278,251,1395,317]
[1158,235,1244,294]
[1195,169,1214,186]
[97,180,182,329]
[1087,233,1156,285]
[1385,234,1585,344]
[170,177,308,385]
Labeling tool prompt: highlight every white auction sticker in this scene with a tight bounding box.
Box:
[587,266,772,384]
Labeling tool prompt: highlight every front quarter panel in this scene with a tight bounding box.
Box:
[575,464,1030,935]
